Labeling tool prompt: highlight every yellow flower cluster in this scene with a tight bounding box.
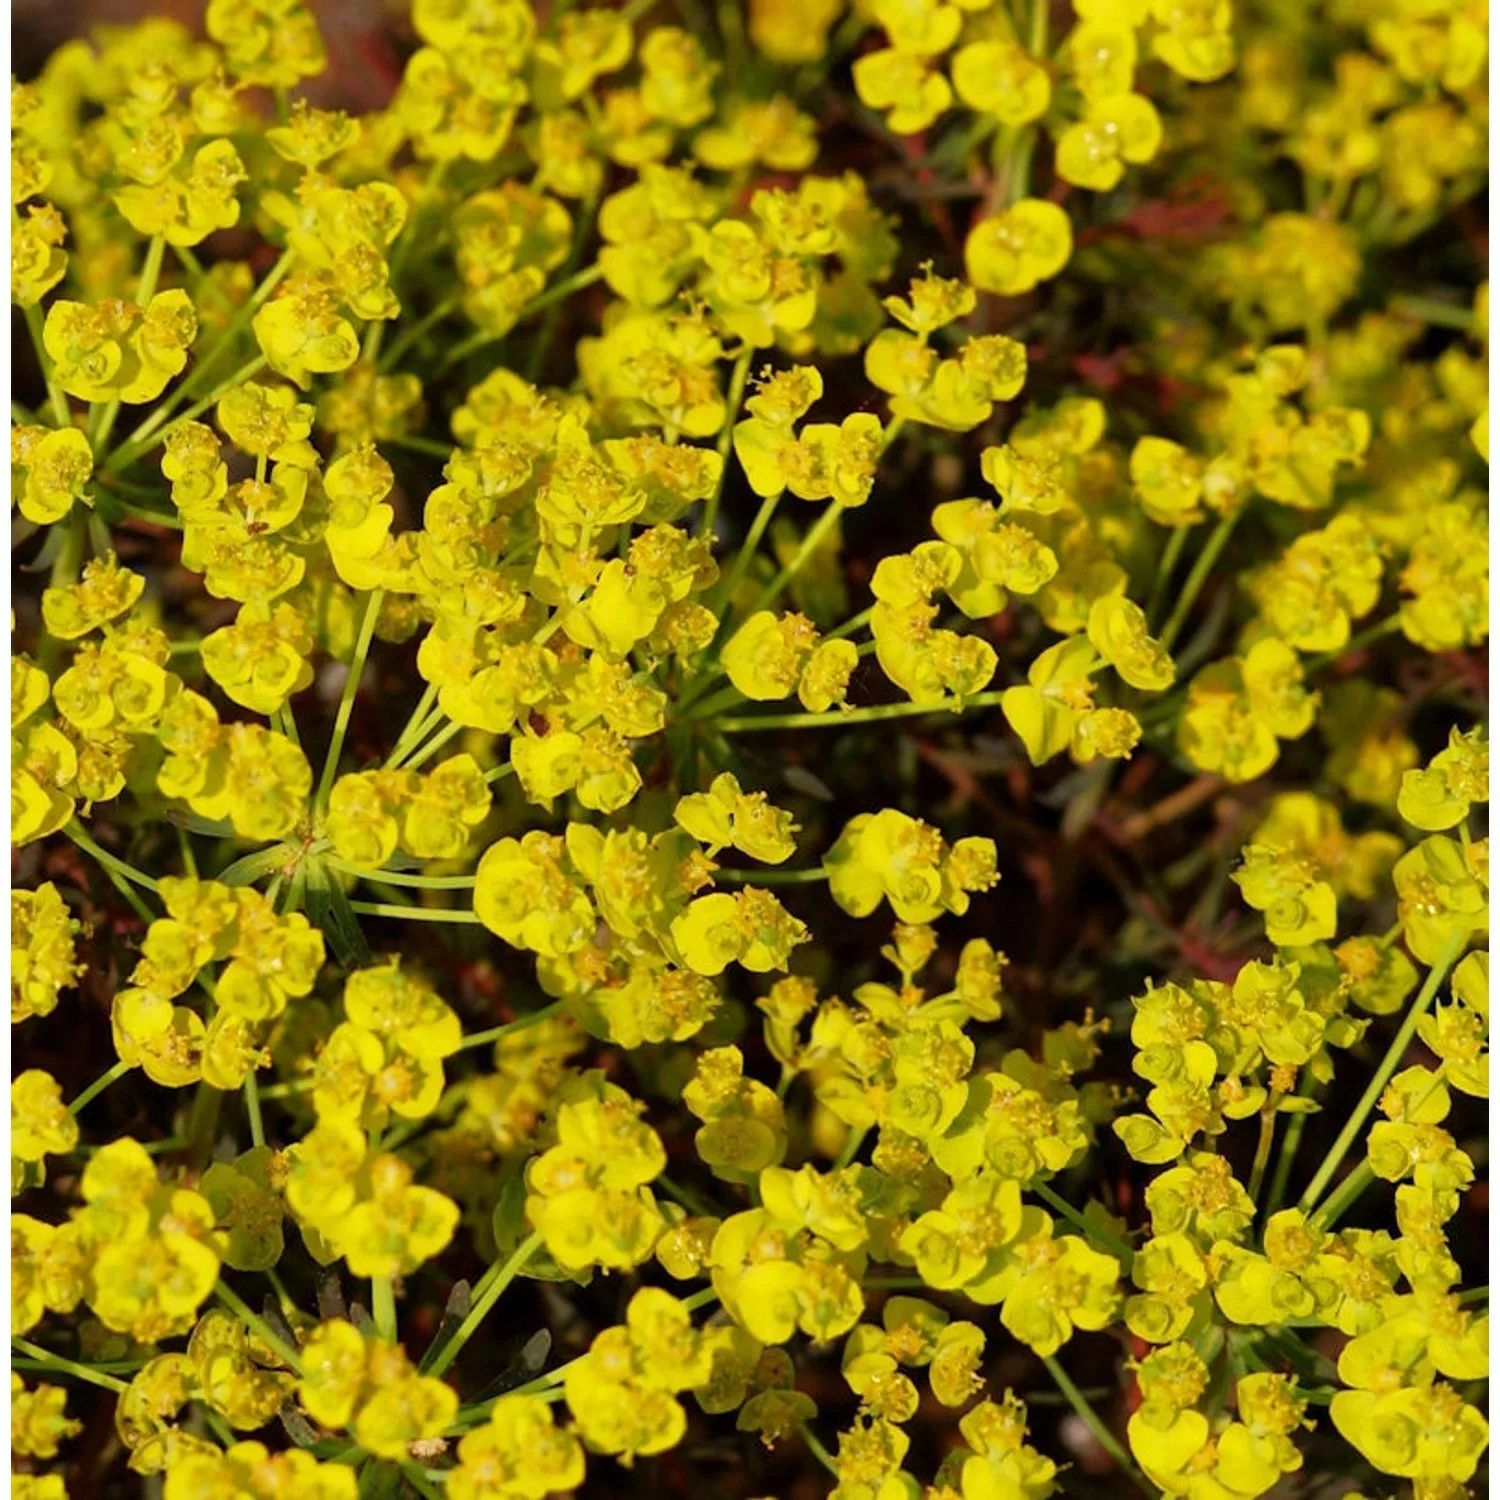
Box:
[9,0,1488,1498]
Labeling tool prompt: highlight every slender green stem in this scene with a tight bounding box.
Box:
[371,1276,397,1343]
[1304,615,1402,671]
[1299,932,1466,1219]
[657,1175,715,1216]
[438,264,606,372]
[23,302,71,428]
[69,1059,132,1116]
[384,434,452,459]
[244,1073,266,1149]
[834,1125,868,1169]
[714,865,827,885]
[106,236,291,468]
[709,688,1007,733]
[63,820,160,893]
[316,590,384,815]
[214,1281,303,1373]
[264,1267,295,1316]
[324,858,476,890]
[801,1423,840,1477]
[384,684,439,765]
[386,703,446,769]
[12,1339,128,1393]
[828,606,873,641]
[423,1232,543,1379]
[456,1001,566,1052]
[1390,294,1476,331]
[1310,1161,1373,1231]
[525,188,600,384]
[742,500,844,621]
[1040,1354,1154,1498]
[710,490,780,618]
[257,1078,314,1101]
[90,234,166,454]
[182,247,293,398]
[367,162,449,366]
[13,1355,151,1376]
[703,344,754,541]
[1247,1096,1280,1207]
[1033,1182,1135,1269]
[680,680,747,721]
[174,242,205,280]
[1159,510,1240,654]
[1264,1076,1315,1217]
[402,718,463,771]
[1147,523,1192,631]
[377,295,459,374]
[105,354,269,475]
[348,902,483,924]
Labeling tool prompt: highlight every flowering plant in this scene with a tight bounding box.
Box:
[10,1,1488,1498]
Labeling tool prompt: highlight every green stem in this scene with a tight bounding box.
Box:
[377,295,459,374]
[1299,931,1466,1219]
[438,264,605,373]
[63,820,160,894]
[244,1073,266,1149]
[740,499,843,620]
[348,902,483,924]
[1309,1161,1373,1231]
[1247,1095,1280,1207]
[386,703,446,769]
[423,1232,543,1379]
[525,188,600,384]
[107,240,293,468]
[1033,1182,1135,1269]
[214,1281,303,1373]
[371,1276,397,1343]
[257,1078,314,1101]
[1146,523,1192,631]
[801,1424,839,1477]
[367,162,449,366]
[714,864,827,885]
[383,434,452,459]
[709,688,1007,733]
[1304,614,1402,671]
[384,684,439,765]
[834,1125,868,1169]
[1263,1076,1315,1217]
[68,1059,132,1116]
[402,719,463,771]
[710,489,780,620]
[680,680,747,722]
[1040,1354,1154,1497]
[90,234,166,454]
[657,1175,715,1216]
[456,1001,566,1052]
[11,1338,128,1393]
[703,344,754,541]
[23,301,71,428]
[323,858,476,890]
[1390,295,1476,331]
[105,354,269,475]
[1159,510,1241,654]
[316,590,384,815]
